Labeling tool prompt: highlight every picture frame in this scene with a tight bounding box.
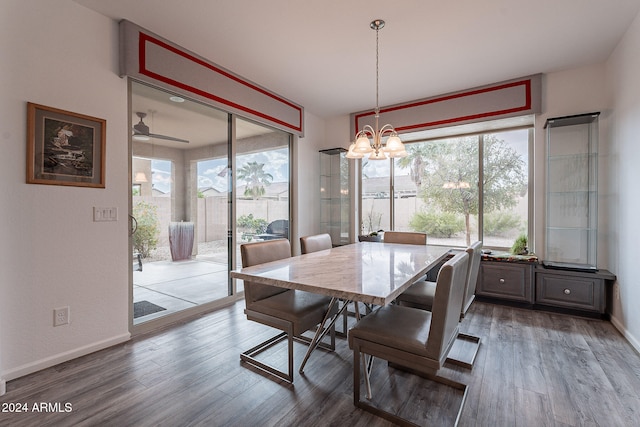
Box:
[27,102,106,188]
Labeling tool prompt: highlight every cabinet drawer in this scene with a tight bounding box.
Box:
[535,274,604,312]
[477,263,533,303]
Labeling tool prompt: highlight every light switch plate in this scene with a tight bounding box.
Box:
[93,207,118,222]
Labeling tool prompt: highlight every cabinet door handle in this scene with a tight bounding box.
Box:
[564,288,571,295]
[499,278,505,284]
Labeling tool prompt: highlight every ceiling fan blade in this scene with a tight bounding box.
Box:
[149,133,190,144]
[132,112,189,143]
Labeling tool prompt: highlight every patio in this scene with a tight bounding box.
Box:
[133,255,231,324]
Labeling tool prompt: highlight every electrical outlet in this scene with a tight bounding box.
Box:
[54,307,70,326]
[614,283,620,301]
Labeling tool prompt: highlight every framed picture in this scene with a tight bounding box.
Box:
[27,102,106,188]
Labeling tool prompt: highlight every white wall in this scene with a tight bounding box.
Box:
[606,10,640,352]
[0,0,131,383]
[293,112,326,253]
[533,64,610,264]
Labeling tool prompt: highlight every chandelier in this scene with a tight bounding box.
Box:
[346,19,407,160]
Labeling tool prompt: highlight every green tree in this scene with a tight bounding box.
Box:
[398,135,526,245]
[237,161,273,199]
[132,201,160,258]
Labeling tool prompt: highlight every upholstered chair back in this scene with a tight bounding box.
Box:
[300,233,332,254]
[383,231,427,245]
[425,251,469,363]
[240,239,291,304]
[462,241,483,314]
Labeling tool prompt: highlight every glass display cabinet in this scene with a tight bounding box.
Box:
[544,112,599,271]
[319,148,351,246]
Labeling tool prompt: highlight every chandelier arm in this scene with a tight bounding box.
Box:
[378,124,397,136]
[356,125,376,139]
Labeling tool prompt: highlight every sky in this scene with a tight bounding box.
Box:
[363,128,529,178]
[150,147,289,194]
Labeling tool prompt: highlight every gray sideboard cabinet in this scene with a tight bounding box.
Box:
[476,260,535,304]
[535,265,615,315]
[474,252,615,318]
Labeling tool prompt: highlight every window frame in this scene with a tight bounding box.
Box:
[358,124,533,251]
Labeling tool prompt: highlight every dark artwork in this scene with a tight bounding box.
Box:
[42,118,94,178]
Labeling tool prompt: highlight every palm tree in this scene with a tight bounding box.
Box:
[237,161,273,199]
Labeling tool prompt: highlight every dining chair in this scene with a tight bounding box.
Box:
[240,238,337,383]
[396,240,483,369]
[300,233,355,335]
[382,231,427,245]
[348,251,470,426]
[299,233,332,254]
[382,231,427,283]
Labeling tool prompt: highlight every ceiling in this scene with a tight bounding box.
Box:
[77,0,640,121]
[131,81,274,148]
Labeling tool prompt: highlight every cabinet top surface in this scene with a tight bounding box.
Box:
[536,264,616,280]
[481,250,538,264]
[544,112,600,128]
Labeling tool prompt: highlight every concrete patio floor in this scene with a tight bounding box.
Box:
[133,257,231,324]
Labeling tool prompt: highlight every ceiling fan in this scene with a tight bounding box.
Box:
[132,112,189,143]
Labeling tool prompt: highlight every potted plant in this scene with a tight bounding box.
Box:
[359,229,383,242]
[510,233,528,255]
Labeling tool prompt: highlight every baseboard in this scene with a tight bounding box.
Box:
[3,333,131,382]
[610,314,640,355]
[0,378,6,396]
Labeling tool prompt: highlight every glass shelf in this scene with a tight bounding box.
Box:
[544,112,599,271]
[319,148,351,246]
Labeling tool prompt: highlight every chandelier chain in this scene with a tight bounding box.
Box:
[345,18,406,160]
[375,25,380,115]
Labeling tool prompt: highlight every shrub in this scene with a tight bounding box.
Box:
[132,201,160,258]
[237,213,268,234]
[483,212,522,237]
[409,211,464,238]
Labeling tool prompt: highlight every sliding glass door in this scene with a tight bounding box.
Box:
[129,82,292,326]
[131,81,232,325]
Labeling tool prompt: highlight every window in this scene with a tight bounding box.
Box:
[361,159,391,234]
[481,129,531,249]
[363,123,531,250]
[394,135,480,248]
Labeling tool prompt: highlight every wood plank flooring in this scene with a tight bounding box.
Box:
[1,301,639,426]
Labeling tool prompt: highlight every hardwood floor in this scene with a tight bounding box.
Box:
[2,301,639,426]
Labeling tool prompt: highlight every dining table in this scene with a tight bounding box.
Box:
[230,241,451,375]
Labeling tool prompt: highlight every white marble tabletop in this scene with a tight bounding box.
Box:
[231,242,451,306]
